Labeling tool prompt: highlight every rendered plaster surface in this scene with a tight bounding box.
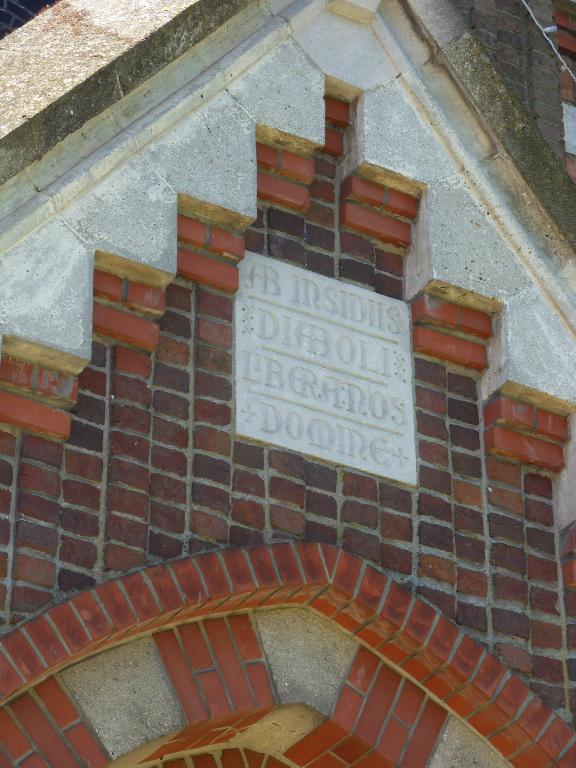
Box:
[295,11,397,94]
[402,0,469,48]
[0,219,92,365]
[235,252,417,484]
[430,717,510,767]
[144,91,257,226]
[63,155,177,276]
[564,103,576,156]
[492,287,576,407]
[410,178,530,303]
[354,80,458,187]
[255,608,357,715]
[228,39,325,149]
[60,638,184,760]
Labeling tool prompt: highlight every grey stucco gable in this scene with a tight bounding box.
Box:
[0,0,574,254]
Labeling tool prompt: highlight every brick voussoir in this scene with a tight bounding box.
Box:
[0,544,569,765]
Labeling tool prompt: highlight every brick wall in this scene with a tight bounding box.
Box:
[556,7,576,180]
[0,99,573,728]
[453,0,566,158]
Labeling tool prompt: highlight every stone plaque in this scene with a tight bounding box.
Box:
[235,253,416,485]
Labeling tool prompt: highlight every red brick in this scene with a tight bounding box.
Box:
[341,176,385,208]
[93,269,122,301]
[177,215,207,247]
[0,709,30,758]
[412,326,487,370]
[154,631,207,722]
[114,346,152,377]
[386,188,419,219]
[324,127,344,157]
[35,369,78,403]
[93,303,159,352]
[257,173,311,212]
[11,696,78,768]
[126,282,166,316]
[197,318,232,348]
[35,677,78,728]
[484,396,534,432]
[279,151,315,184]
[418,554,455,584]
[340,202,411,246]
[208,227,245,260]
[485,426,564,471]
[0,355,34,390]
[0,390,70,440]
[325,96,350,127]
[412,295,492,339]
[156,335,189,366]
[65,723,108,768]
[256,142,277,169]
[535,408,568,441]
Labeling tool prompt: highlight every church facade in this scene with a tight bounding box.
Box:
[1,0,576,765]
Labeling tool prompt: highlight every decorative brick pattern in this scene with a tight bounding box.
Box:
[154,615,274,723]
[0,676,107,767]
[0,544,574,766]
[92,269,163,352]
[484,396,567,472]
[411,294,490,371]
[332,646,447,765]
[256,146,313,214]
[177,215,246,294]
[0,356,78,442]
[0,96,574,760]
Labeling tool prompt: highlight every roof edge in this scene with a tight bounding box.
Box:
[0,0,252,188]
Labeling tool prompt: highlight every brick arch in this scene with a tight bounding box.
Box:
[0,543,574,767]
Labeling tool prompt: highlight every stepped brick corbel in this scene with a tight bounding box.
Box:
[177,215,246,294]
[256,143,315,213]
[483,396,568,473]
[410,292,571,472]
[340,174,418,254]
[92,269,164,353]
[0,358,79,441]
[411,293,491,371]
[324,95,350,157]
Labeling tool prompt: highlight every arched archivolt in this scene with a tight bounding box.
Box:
[0,543,573,767]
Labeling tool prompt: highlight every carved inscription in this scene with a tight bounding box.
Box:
[235,253,416,484]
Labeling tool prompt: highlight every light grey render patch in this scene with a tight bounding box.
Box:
[295,11,397,94]
[355,79,458,186]
[228,39,325,148]
[410,177,530,303]
[63,155,177,277]
[430,717,511,768]
[60,638,184,760]
[563,102,576,156]
[489,287,576,406]
[0,218,92,363]
[255,608,357,715]
[145,91,257,226]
